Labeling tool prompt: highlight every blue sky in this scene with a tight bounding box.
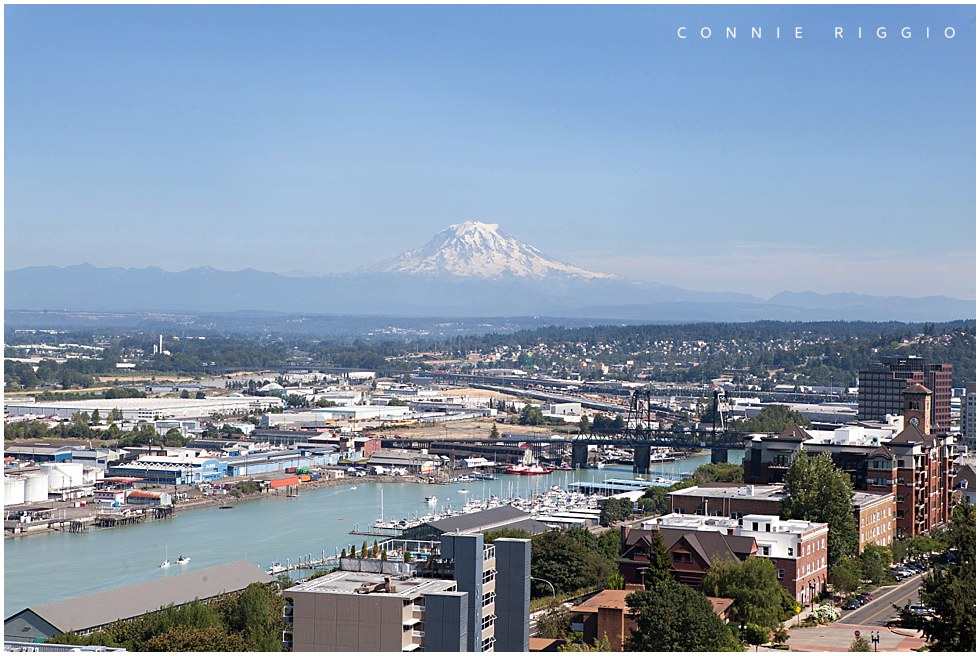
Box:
[4,4,976,299]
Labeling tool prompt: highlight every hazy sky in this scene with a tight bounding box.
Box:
[4,4,976,299]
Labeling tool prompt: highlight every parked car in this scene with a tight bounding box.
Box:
[843,598,863,610]
[858,592,873,603]
[892,566,915,579]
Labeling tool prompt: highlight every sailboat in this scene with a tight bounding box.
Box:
[160,547,171,568]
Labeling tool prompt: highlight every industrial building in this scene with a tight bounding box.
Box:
[285,534,531,652]
[4,561,274,642]
[4,396,283,421]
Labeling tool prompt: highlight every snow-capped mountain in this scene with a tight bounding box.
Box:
[369,221,614,280]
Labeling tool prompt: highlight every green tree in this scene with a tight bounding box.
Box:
[919,503,976,652]
[849,635,872,652]
[560,635,613,652]
[829,558,862,600]
[532,528,613,598]
[536,605,573,639]
[519,404,546,425]
[638,486,668,515]
[180,390,190,399]
[781,451,858,567]
[599,497,633,527]
[645,531,672,585]
[731,405,812,432]
[701,556,786,630]
[145,625,248,651]
[860,545,891,586]
[219,583,284,651]
[489,423,500,440]
[745,623,770,651]
[90,408,101,424]
[625,580,741,651]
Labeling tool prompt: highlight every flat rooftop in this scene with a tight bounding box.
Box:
[286,571,454,599]
[669,483,786,500]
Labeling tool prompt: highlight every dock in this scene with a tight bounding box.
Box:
[266,552,340,575]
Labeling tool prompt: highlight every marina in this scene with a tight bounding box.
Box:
[3,450,743,617]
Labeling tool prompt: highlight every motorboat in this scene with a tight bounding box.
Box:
[425,496,439,505]
[177,554,190,565]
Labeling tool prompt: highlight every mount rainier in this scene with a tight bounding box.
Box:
[4,222,973,322]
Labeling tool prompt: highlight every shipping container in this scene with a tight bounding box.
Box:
[310,473,321,481]
[269,476,300,489]
[296,467,311,475]
[299,474,312,482]
[285,467,297,474]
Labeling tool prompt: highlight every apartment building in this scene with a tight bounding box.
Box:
[744,387,956,540]
[643,514,828,606]
[285,535,530,652]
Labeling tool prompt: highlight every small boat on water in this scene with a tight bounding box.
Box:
[268,561,287,574]
[458,489,470,495]
[160,559,171,568]
[177,554,190,565]
[219,505,234,510]
[425,496,438,505]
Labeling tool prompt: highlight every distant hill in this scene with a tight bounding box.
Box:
[4,222,974,322]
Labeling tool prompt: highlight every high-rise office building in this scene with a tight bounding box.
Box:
[858,356,952,432]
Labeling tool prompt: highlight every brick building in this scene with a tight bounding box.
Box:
[744,389,956,540]
[646,514,828,606]
[668,483,894,553]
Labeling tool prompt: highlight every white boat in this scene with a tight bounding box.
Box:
[268,561,287,574]
[425,496,438,505]
[177,554,190,565]
[160,559,171,568]
[458,488,469,494]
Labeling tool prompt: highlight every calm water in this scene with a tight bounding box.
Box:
[3,451,742,617]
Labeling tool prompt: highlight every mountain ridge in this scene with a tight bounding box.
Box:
[4,222,974,322]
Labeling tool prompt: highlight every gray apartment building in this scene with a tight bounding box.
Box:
[284,534,530,652]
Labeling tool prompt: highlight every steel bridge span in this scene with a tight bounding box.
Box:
[382,429,750,474]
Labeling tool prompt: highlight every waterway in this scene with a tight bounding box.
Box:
[3,450,743,617]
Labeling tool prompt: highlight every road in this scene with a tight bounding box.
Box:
[838,573,924,627]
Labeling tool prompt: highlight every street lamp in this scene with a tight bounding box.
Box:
[809,580,817,611]
[530,577,557,604]
[871,630,880,652]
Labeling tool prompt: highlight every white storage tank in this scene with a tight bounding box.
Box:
[82,467,99,486]
[4,476,26,506]
[40,462,84,491]
[24,474,50,503]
